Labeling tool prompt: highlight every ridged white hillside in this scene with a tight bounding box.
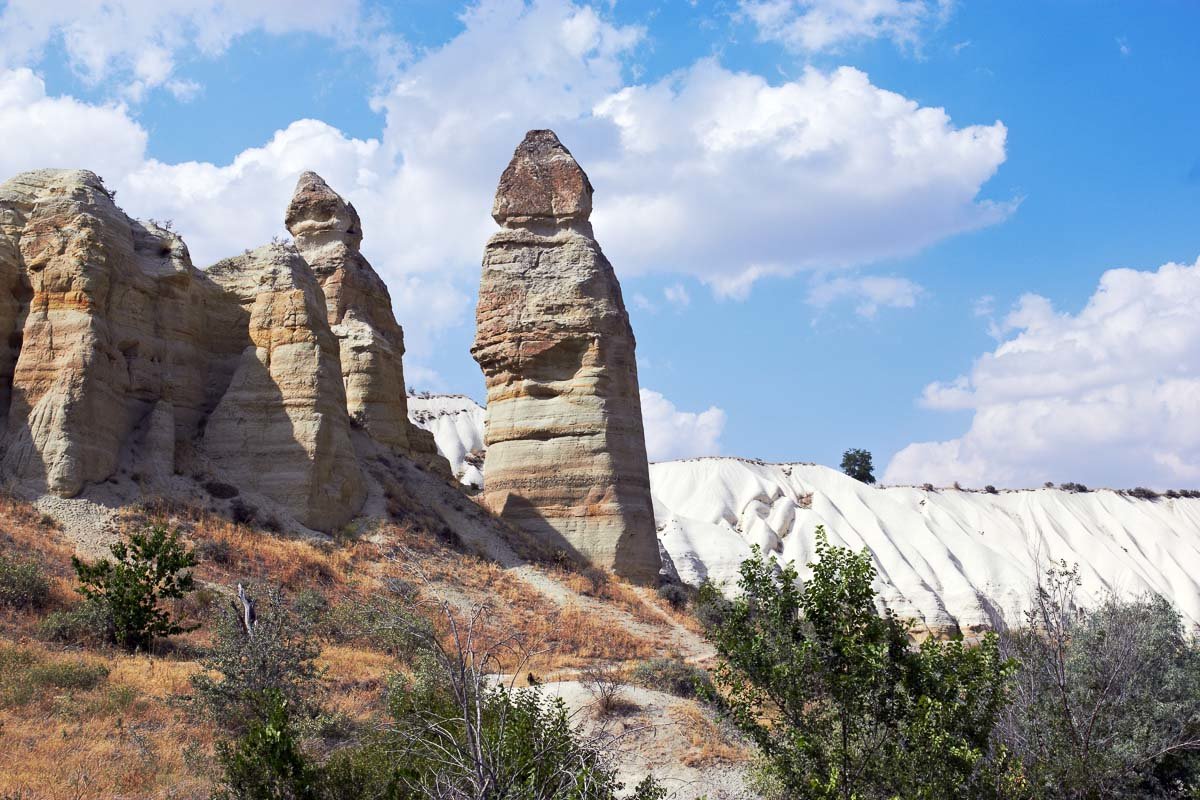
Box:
[407,394,486,487]
[410,395,1200,632]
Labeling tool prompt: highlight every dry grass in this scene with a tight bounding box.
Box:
[670,704,752,767]
[0,489,706,798]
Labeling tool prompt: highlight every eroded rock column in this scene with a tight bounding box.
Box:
[285,172,448,474]
[472,130,660,583]
[204,244,365,531]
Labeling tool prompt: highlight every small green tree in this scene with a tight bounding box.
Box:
[71,524,197,651]
[840,449,876,484]
[701,528,1020,799]
[213,690,323,800]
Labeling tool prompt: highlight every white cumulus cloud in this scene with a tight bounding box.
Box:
[885,257,1200,489]
[0,0,406,100]
[740,0,952,54]
[0,0,1010,380]
[807,274,922,317]
[640,389,727,462]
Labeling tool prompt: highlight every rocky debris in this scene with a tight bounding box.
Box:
[472,130,660,583]
[285,172,447,475]
[0,168,449,534]
[203,244,365,531]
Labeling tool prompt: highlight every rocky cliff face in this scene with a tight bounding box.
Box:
[284,172,444,473]
[472,130,660,583]
[203,244,366,531]
[0,167,446,533]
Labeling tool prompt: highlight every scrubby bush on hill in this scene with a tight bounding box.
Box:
[655,582,689,610]
[0,644,109,708]
[71,523,197,651]
[631,656,714,700]
[998,562,1200,799]
[700,528,1022,800]
[36,599,113,646]
[0,553,49,609]
[214,588,667,799]
[191,585,323,733]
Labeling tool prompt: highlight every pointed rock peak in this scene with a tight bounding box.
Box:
[492,129,593,226]
[285,170,362,250]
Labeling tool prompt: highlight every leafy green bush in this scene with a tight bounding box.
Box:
[630,657,714,700]
[71,524,197,651]
[212,690,322,800]
[0,553,50,609]
[191,586,322,732]
[703,528,1020,800]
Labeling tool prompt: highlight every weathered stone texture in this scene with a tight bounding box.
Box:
[286,172,449,475]
[472,130,660,582]
[0,170,220,496]
[0,168,418,531]
[204,244,365,530]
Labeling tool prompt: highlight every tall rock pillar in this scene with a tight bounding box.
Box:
[472,130,660,583]
[285,172,448,474]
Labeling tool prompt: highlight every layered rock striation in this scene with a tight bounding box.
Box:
[284,172,443,472]
[0,167,443,532]
[472,130,660,582]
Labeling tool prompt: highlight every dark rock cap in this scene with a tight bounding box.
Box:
[491,129,593,225]
[285,171,362,249]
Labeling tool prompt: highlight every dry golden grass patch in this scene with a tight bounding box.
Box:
[0,489,718,796]
[0,638,213,799]
[670,703,752,768]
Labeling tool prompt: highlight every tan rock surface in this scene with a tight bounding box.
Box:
[472,130,660,583]
[204,244,366,531]
[0,170,220,496]
[285,172,449,475]
[0,169,375,532]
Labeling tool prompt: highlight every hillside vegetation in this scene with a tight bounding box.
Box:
[0,493,748,799]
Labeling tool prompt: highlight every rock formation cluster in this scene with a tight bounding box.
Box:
[472,130,660,583]
[0,168,445,532]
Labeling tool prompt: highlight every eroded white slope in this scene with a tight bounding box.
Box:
[410,395,1200,632]
[407,394,486,487]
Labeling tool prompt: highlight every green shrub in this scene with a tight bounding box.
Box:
[705,529,1021,800]
[655,582,689,610]
[71,524,197,651]
[191,586,322,732]
[212,690,322,800]
[0,553,50,609]
[36,600,113,646]
[692,579,733,628]
[630,657,713,700]
[999,563,1200,798]
[840,448,876,484]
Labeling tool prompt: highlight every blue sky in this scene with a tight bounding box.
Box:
[2,0,1198,488]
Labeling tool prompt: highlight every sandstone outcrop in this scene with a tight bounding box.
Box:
[0,167,444,532]
[204,244,365,531]
[0,170,223,497]
[285,173,448,475]
[472,130,660,582]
